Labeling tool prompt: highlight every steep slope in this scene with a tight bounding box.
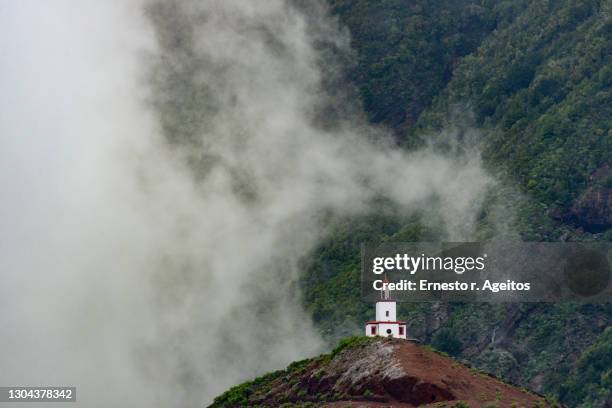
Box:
[556,326,612,407]
[210,337,554,407]
[329,0,611,237]
[300,1,611,407]
[418,0,611,233]
[327,0,506,132]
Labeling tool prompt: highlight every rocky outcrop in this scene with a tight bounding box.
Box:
[210,337,554,407]
[569,165,611,232]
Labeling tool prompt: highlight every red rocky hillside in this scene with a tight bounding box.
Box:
[210,337,556,407]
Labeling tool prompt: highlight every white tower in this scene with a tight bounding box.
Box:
[365,275,407,339]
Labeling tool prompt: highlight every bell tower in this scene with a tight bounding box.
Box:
[365,275,407,338]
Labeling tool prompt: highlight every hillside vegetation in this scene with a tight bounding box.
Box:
[300,1,612,407]
[331,0,611,236]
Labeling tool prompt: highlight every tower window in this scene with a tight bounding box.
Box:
[385,311,389,317]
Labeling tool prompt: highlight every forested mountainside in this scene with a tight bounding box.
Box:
[418,0,611,235]
[301,1,612,407]
[330,0,611,237]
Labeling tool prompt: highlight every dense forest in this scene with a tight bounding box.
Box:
[301,0,612,406]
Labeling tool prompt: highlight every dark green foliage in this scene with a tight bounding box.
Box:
[330,335,376,358]
[296,1,612,407]
[210,356,323,407]
[328,0,502,131]
[431,328,463,356]
[557,327,612,406]
[419,0,611,223]
[211,368,287,407]
[330,0,611,235]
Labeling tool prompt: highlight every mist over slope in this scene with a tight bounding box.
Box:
[0,0,494,406]
[303,1,611,406]
[330,0,611,237]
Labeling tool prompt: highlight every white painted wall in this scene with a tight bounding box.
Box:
[377,323,403,338]
[365,322,407,339]
[375,301,396,321]
[366,300,406,339]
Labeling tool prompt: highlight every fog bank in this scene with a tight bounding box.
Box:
[0,0,493,406]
